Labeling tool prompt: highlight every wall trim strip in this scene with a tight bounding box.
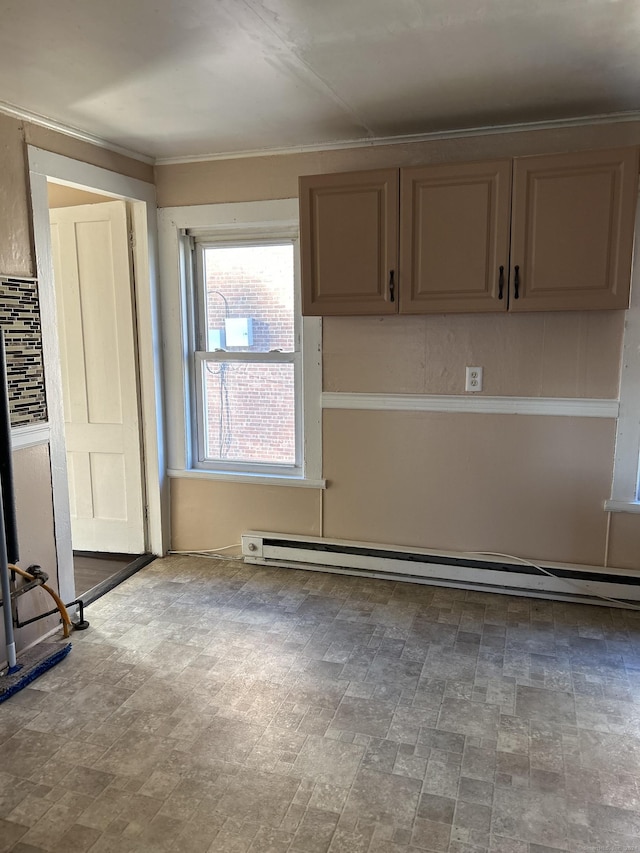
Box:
[321,392,619,418]
[0,100,154,164]
[155,110,640,165]
[11,422,50,450]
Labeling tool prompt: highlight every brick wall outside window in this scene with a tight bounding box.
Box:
[203,245,296,465]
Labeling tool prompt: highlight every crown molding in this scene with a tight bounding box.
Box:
[0,100,155,165]
[155,110,640,166]
[2,99,640,168]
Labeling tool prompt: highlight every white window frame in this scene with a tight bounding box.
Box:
[191,232,303,476]
[606,192,640,514]
[159,199,324,488]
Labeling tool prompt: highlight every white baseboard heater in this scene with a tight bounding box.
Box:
[241,531,640,607]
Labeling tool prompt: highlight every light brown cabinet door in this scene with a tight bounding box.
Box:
[299,169,399,315]
[510,147,639,312]
[400,160,512,314]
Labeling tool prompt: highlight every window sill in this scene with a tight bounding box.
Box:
[604,499,640,514]
[168,468,326,489]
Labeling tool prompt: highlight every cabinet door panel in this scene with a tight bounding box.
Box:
[300,169,398,315]
[400,160,511,314]
[510,147,639,311]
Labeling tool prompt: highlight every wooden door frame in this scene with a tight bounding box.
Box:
[28,147,168,604]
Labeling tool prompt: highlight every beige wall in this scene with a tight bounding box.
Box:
[608,514,640,570]
[26,123,153,184]
[155,120,640,207]
[0,445,60,663]
[170,479,321,552]
[0,114,33,276]
[0,113,153,657]
[323,410,615,566]
[160,119,640,571]
[323,312,624,397]
[47,183,113,208]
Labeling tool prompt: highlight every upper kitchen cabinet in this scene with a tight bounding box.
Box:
[509,147,639,312]
[299,169,398,315]
[299,146,639,316]
[400,160,512,314]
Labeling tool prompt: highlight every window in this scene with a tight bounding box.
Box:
[606,193,640,514]
[159,199,322,487]
[191,237,302,474]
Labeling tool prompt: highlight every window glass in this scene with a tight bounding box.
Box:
[203,244,295,353]
[202,361,296,465]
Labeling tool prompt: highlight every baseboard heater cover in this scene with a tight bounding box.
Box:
[241,532,640,607]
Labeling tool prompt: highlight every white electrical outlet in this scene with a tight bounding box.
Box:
[465,366,483,392]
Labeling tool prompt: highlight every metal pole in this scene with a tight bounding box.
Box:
[0,481,16,670]
[0,330,18,564]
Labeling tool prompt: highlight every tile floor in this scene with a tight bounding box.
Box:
[1,555,640,852]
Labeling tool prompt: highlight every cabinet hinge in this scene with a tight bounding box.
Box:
[128,229,136,250]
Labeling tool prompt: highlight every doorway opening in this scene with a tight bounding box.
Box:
[28,146,167,613]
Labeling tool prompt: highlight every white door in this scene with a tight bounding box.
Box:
[49,201,145,554]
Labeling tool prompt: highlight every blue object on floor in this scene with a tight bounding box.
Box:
[0,640,72,704]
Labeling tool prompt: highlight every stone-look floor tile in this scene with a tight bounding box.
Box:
[216,771,301,827]
[418,727,466,754]
[587,800,640,836]
[6,799,51,829]
[393,746,428,779]
[342,769,421,826]
[416,792,456,824]
[58,766,115,798]
[515,686,576,726]
[0,731,68,781]
[462,745,497,782]
[495,751,530,787]
[0,820,28,853]
[488,838,528,853]
[290,807,339,852]
[5,557,640,853]
[307,783,349,814]
[437,697,501,739]
[361,737,398,772]
[578,729,640,774]
[53,824,102,853]
[292,734,364,787]
[454,799,492,833]
[9,846,47,853]
[410,817,452,851]
[492,787,569,849]
[529,846,569,853]
[327,823,374,853]
[329,695,397,738]
[459,776,494,806]
[421,748,463,798]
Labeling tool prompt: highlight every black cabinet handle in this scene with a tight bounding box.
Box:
[498,265,504,300]
[514,265,520,299]
[389,270,395,303]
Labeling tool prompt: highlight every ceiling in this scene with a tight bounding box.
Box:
[1,0,640,161]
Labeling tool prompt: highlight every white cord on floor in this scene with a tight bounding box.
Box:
[169,544,639,608]
[169,544,244,562]
[466,550,640,611]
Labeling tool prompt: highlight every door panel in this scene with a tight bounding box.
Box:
[49,201,145,554]
[400,160,512,313]
[300,169,399,315]
[510,147,639,311]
